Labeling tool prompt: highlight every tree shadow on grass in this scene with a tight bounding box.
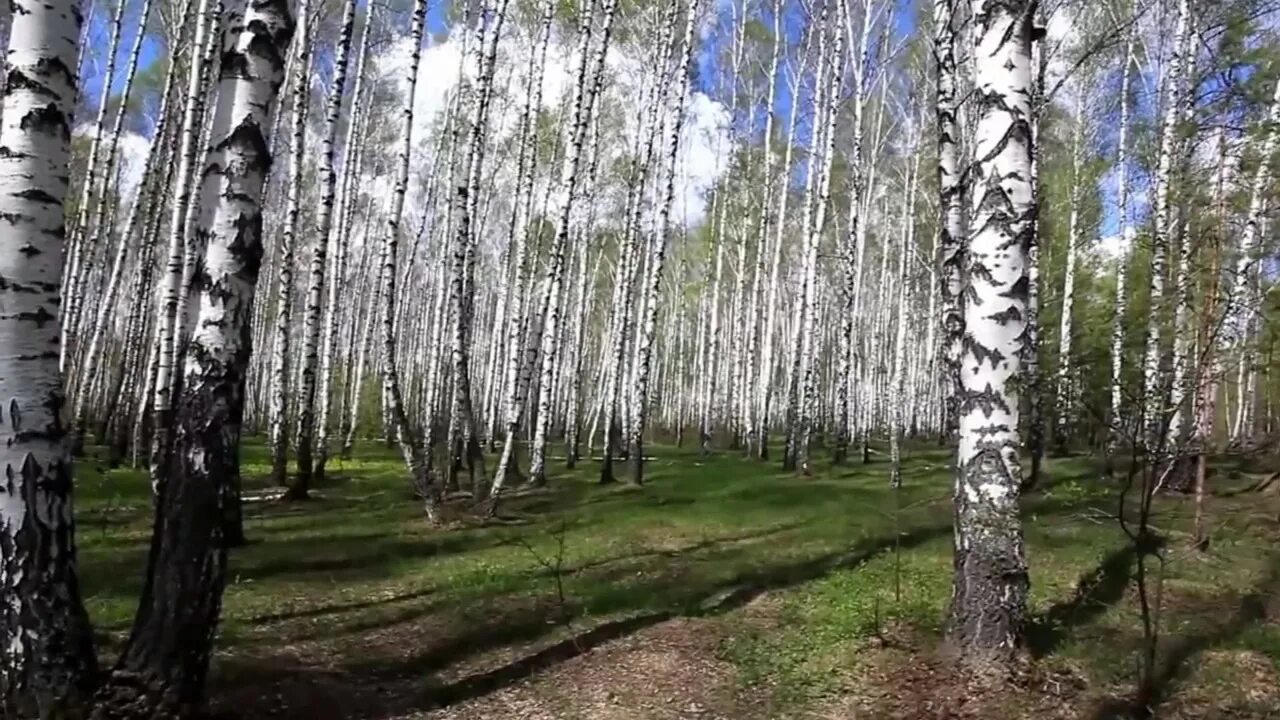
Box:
[1089,562,1280,719]
[551,521,806,577]
[228,523,815,650]
[1028,543,1136,658]
[231,532,515,584]
[416,522,952,713]
[208,523,951,720]
[245,587,439,626]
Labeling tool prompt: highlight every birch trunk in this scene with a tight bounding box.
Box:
[99,0,293,711]
[1142,0,1190,448]
[528,0,618,489]
[445,0,508,495]
[785,11,841,474]
[148,0,219,491]
[628,0,699,485]
[296,0,360,492]
[378,0,435,517]
[1223,79,1280,365]
[1053,95,1084,449]
[73,0,178,431]
[890,157,920,488]
[945,0,1033,669]
[0,0,97,710]
[757,28,810,461]
[599,0,676,484]
[61,0,128,365]
[833,1,874,462]
[1108,24,1135,453]
[1023,9,1045,488]
[745,0,785,458]
[71,0,156,369]
[490,0,555,489]
[269,0,310,490]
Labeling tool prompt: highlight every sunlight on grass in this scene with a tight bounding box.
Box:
[73,441,1280,716]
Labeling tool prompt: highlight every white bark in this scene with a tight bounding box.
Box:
[890,156,920,488]
[528,0,619,488]
[1108,24,1135,450]
[104,0,293,705]
[785,12,842,473]
[298,0,360,489]
[491,0,555,488]
[946,0,1032,664]
[379,0,434,515]
[0,0,96,707]
[1141,0,1190,447]
[61,0,128,366]
[268,0,310,488]
[626,0,699,483]
[1223,78,1280,352]
[1053,94,1085,446]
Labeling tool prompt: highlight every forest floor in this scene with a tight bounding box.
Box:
[76,441,1280,719]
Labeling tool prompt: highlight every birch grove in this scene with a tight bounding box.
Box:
[5,0,1280,711]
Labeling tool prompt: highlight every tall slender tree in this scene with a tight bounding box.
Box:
[935,0,964,444]
[295,0,361,494]
[97,0,294,711]
[0,0,97,711]
[945,0,1034,670]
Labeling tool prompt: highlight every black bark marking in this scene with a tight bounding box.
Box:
[987,305,1022,325]
[959,383,1011,418]
[14,188,59,205]
[221,50,252,79]
[15,351,60,361]
[19,103,71,141]
[15,305,56,327]
[213,119,272,175]
[963,333,1006,368]
[244,29,288,71]
[5,68,59,99]
[1002,274,1030,303]
[34,55,76,91]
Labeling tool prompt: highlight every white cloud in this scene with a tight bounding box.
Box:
[72,124,151,212]
[677,91,733,225]
[114,131,150,207]
[1097,226,1136,260]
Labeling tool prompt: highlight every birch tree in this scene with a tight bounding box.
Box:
[628,0,698,485]
[1053,93,1086,448]
[378,0,435,517]
[945,0,1034,669]
[1108,21,1134,453]
[1141,0,1191,448]
[294,0,361,494]
[269,0,310,491]
[0,0,97,711]
[935,0,964,443]
[148,0,219,490]
[97,0,294,711]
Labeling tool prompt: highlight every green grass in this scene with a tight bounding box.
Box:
[73,441,1280,718]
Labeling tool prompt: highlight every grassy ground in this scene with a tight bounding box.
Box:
[74,440,1280,719]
